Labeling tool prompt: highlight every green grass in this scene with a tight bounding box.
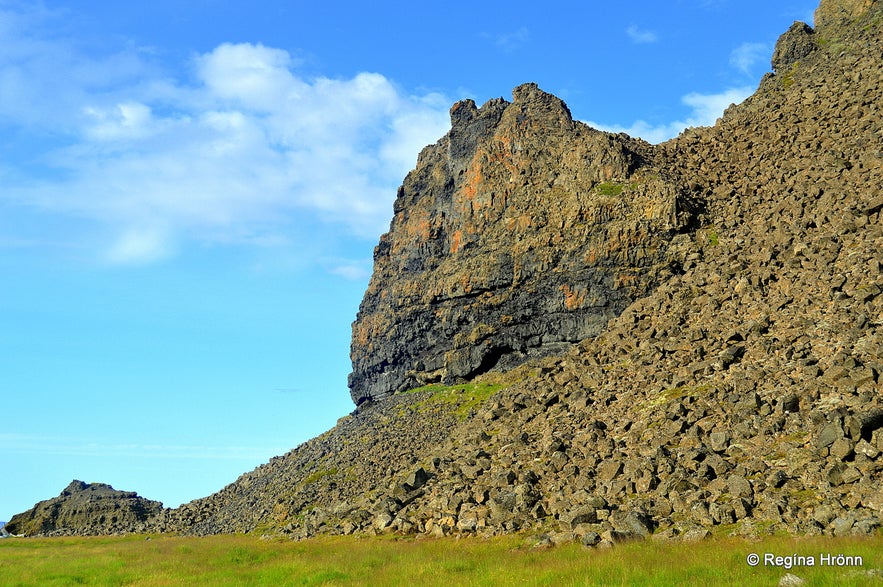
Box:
[402,363,542,422]
[406,381,505,420]
[642,383,714,411]
[1,534,881,586]
[780,62,799,88]
[595,182,626,197]
[302,467,339,486]
[863,14,883,31]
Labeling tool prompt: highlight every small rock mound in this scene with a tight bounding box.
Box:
[4,480,164,536]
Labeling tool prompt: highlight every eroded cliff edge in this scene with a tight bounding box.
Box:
[349,84,699,404]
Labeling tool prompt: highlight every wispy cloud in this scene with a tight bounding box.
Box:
[0,7,451,265]
[327,258,373,281]
[585,86,753,144]
[482,27,530,52]
[626,25,658,44]
[730,42,769,75]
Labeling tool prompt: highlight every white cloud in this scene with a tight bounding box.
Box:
[196,42,305,112]
[626,25,658,44]
[106,227,174,265]
[83,102,156,141]
[585,86,753,144]
[0,11,451,266]
[730,42,769,75]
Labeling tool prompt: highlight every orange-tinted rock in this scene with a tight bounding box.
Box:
[349,83,697,404]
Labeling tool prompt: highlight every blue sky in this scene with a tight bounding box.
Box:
[0,0,817,520]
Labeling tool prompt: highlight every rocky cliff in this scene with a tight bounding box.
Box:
[349,84,697,404]
[7,0,883,543]
[4,480,162,536]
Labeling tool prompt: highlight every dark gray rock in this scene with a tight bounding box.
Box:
[405,467,430,491]
[5,480,163,537]
[611,511,653,540]
[817,420,845,449]
[709,431,729,453]
[580,531,602,547]
[772,22,816,73]
[559,507,598,530]
[827,463,862,486]
[727,476,753,499]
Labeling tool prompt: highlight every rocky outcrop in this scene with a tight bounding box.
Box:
[771,22,816,73]
[4,480,163,536]
[815,0,877,29]
[349,83,697,404]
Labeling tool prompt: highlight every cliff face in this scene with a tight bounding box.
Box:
[349,84,697,404]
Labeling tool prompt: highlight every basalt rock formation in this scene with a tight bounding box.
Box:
[7,0,883,544]
[349,84,697,405]
[4,480,163,537]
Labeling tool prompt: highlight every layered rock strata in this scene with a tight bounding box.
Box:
[4,480,163,537]
[349,83,697,404]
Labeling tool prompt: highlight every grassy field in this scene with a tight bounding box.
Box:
[1,533,881,586]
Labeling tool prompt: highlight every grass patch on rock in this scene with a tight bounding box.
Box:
[595,181,626,197]
[406,381,505,420]
[643,383,715,411]
[302,467,339,486]
[404,365,538,420]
